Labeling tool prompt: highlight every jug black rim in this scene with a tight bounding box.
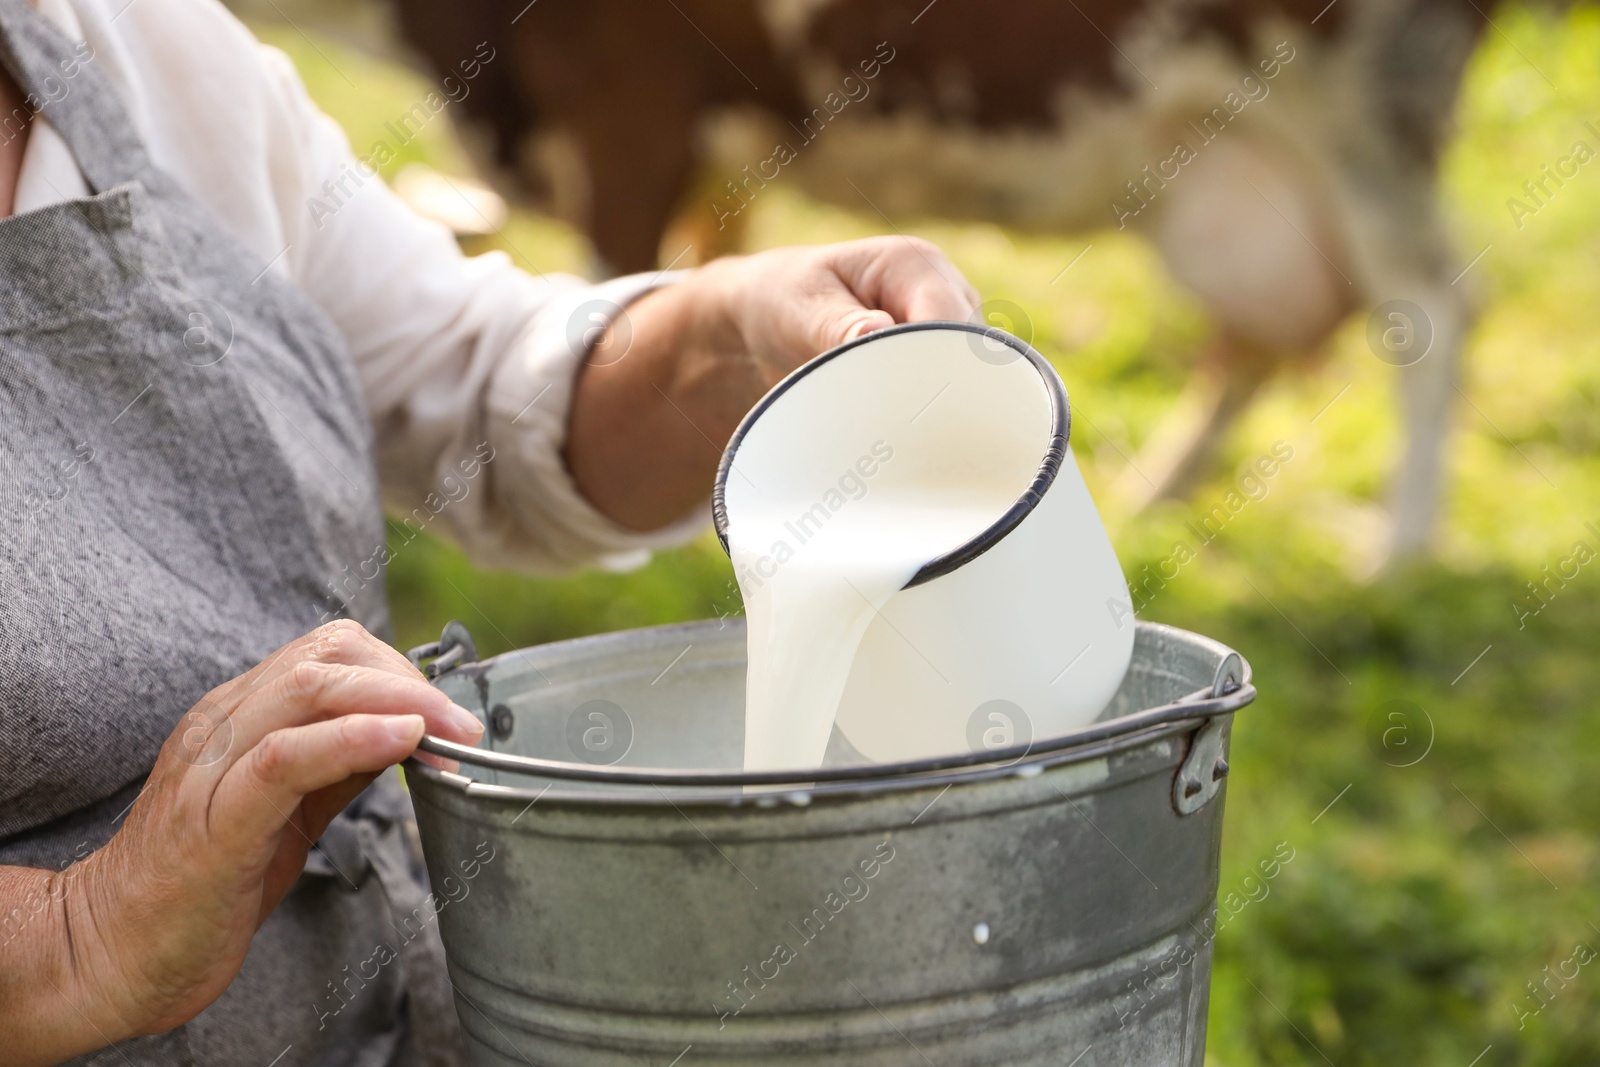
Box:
[710,319,1070,589]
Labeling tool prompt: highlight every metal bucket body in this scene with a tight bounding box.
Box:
[407,619,1252,1066]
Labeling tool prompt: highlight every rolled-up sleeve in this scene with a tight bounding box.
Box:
[474,271,710,572]
[256,44,705,573]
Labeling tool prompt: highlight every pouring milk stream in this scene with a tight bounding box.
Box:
[715,323,1134,773]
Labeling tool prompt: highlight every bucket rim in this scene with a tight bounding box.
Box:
[709,319,1070,589]
[408,713,1222,809]
[406,619,1253,801]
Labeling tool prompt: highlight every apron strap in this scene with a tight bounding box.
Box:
[358,816,469,1067]
[0,0,152,193]
[316,775,469,1067]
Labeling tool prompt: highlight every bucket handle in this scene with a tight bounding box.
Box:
[405,620,478,680]
[408,665,1255,790]
[1171,652,1245,815]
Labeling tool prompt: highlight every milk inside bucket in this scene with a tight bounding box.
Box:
[713,320,1134,771]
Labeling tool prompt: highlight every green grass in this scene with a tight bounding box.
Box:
[258,8,1600,1063]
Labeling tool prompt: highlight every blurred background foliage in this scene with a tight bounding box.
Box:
[254,5,1600,1063]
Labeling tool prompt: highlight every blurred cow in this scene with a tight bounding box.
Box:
[389,0,1491,560]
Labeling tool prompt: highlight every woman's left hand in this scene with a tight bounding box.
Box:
[565,236,981,531]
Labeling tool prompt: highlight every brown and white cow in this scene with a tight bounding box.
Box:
[390,0,1492,561]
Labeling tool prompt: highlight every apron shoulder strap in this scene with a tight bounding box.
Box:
[0,0,152,193]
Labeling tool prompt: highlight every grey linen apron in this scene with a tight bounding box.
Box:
[0,3,467,1063]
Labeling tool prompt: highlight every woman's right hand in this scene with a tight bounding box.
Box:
[5,619,484,1064]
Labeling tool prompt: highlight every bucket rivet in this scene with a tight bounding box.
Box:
[972,922,990,945]
[1212,758,1229,781]
[1183,778,1203,798]
[490,704,514,741]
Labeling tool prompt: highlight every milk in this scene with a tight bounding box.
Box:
[721,327,1060,773]
[731,489,1022,772]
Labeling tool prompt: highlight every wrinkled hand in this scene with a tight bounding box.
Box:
[65,620,483,1043]
[567,236,982,530]
[691,234,981,388]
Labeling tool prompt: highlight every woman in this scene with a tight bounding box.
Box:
[0,0,979,1062]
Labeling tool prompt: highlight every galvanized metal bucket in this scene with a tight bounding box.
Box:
[405,618,1254,1066]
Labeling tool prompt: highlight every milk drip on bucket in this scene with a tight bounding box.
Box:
[713,321,1134,772]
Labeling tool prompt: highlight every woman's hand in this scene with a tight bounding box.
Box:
[6,620,483,1064]
[565,236,981,531]
[694,235,982,385]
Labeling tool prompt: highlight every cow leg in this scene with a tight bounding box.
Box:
[1115,333,1281,509]
[1386,298,1463,558]
[660,163,756,267]
[1323,133,1474,560]
[573,104,699,276]
[1347,220,1472,563]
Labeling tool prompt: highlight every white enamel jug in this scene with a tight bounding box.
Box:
[713,321,1134,767]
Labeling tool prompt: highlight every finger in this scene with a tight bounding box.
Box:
[210,714,426,857]
[258,771,386,917]
[275,619,423,682]
[168,620,454,771]
[221,661,481,765]
[210,620,422,711]
[299,772,382,838]
[168,621,440,769]
[302,619,420,676]
[834,236,980,324]
[800,276,898,355]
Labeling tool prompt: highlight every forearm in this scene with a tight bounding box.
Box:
[564,265,762,532]
[0,863,124,1066]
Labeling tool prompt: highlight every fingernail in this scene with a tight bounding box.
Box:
[848,315,888,340]
[386,715,425,744]
[449,703,485,736]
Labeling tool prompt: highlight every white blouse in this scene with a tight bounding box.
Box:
[16,0,703,573]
